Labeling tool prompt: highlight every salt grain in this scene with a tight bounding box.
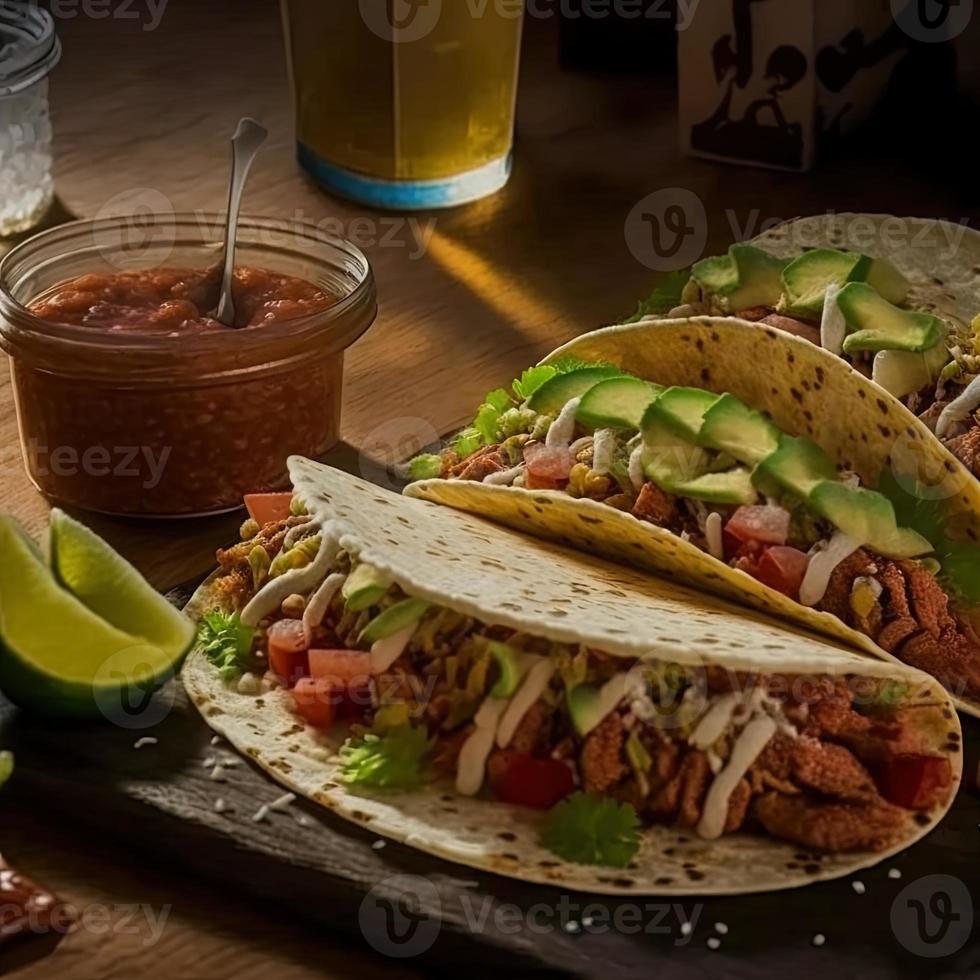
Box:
[209,764,226,782]
[214,798,227,814]
[210,735,222,746]
[564,920,580,934]
[714,922,729,935]
[372,840,387,850]
[851,880,866,895]
[707,937,721,950]
[812,934,826,947]
[252,804,270,823]
[133,737,158,750]
[888,869,902,880]
[270,793,296,812]
[680,922,693,937]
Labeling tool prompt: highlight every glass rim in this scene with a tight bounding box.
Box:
[0,212,378,369]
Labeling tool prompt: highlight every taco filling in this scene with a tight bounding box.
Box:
[663,242,980,477]
[409,362,980,701]
[201,508,954,865]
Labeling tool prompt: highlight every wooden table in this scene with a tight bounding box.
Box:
[1,3,977,978]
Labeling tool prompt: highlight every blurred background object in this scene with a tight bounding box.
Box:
[678,0,974,172]
[282,0,525,210]
[0,2,59,237]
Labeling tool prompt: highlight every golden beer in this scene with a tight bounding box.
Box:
[282,0,524,208]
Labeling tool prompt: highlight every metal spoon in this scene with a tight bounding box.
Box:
[213,117,268,326]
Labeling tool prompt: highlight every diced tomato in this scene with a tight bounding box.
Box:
[724,505,790,557]
[267,619,310,685]
[491,753,576,810]
[523,443,573,491]
[244,492,293,527]
[753,546,810,600]
[291,677,340,729]
[877,754,952,811]
[309,649,373,687]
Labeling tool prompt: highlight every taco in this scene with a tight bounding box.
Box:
[405,318,980,716]
[654,214,980,479]
[183,458,961,896]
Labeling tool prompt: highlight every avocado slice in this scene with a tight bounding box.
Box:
[780,248,869,317]
[872,341,949,400]
[864,257,911,306]
[343,563,391,612]
[837,283,942,354]
[526,366,625,415]
[699,393,781,465]
[577,377,664,430]
[692,244,787,310]
[567,673,632,737]
[359,598,430,644]
[809,482,933,559]
[657,466,758,506]
[646,387,720,441]
[752,435,839,499]
[488,642,525,698]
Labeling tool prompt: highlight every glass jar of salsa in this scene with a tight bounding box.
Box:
[0,215,376,516]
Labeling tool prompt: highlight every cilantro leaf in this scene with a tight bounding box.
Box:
[626,268,692,323]
[878,470,980,603]
[199,610,256,682]
[339,723,430,790]
[513,365,557,402]
[542,791,640,868]
[408,454,443,481]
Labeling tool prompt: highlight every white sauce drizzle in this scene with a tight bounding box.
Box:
[283,518,317,551]
[697,716,777,840]
[628,444,646,490]
[302,572,345,644]
[705,512,724,561]
[497,657,555,749]
[241,528,341,627]
[688,692,739,750]
[370,622,419,674]
[820,285,846,356]
[799,533,860,607]
[592,429,616,476]
[936,375,980,439]
[484,464,526,486]
[546,397,581,449]
[456,696,511,796]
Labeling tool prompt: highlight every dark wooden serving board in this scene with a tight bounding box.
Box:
[2,447,979,978]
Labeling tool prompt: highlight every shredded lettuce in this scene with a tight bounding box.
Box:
[339,722,430,789]
[408,454,443,481]
[0,751,13,790]
[199,611,256,682]
[452,427,483,458]
[513,365,557,401]
[879,470,980,603]
[542,792,640,868]
[627,269,692,323]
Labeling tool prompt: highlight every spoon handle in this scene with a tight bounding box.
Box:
[215,117,268,326]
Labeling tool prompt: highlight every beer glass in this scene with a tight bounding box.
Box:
[282,1,525,209]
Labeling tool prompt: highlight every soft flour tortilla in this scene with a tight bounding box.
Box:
[408,316,980,719]
[182,459,962,896]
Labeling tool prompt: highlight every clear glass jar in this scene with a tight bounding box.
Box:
[0,215,377,517]
[0,4,60,237]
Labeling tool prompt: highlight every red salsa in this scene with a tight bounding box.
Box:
[28,265,337,333]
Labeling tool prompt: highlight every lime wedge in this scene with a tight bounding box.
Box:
[0,517,172,719]
[49,509,195,661]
